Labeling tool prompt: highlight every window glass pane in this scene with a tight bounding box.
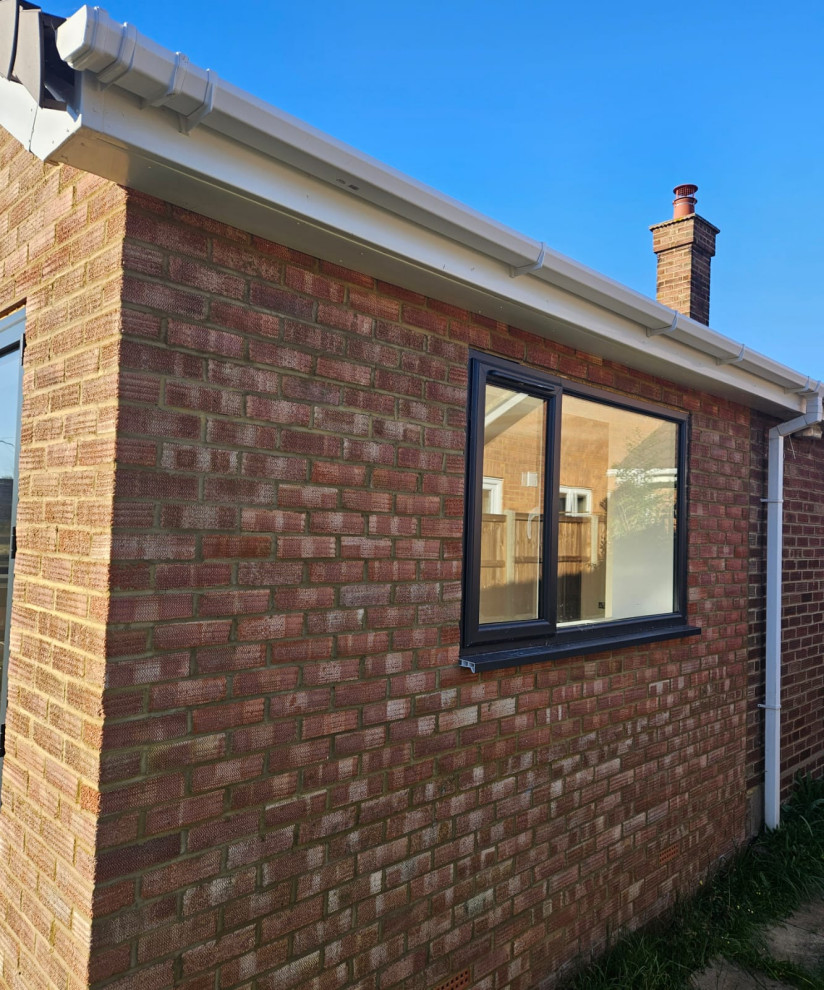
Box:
[559,395,678,625]
[0,347,19,655]
[479,385,546,625]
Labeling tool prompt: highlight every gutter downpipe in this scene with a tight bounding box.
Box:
[764,391,823,829]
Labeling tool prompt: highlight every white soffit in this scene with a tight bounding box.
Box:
[0,3,818,418]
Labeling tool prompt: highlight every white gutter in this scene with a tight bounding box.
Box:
[763,392,823,829]
[0,4,820,415]
[49,7,823,414]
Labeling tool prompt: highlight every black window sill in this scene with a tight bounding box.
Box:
[459,623,701,673]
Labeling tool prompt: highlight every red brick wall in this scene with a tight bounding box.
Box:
[11,125,816,988]
[0,131,125,989]
[747,411,824,814]
[89,189,752,990]
[746,412,768,807]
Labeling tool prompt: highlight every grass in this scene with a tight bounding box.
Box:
[564,775,824,990]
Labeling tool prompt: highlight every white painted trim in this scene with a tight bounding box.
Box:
[481,478,503,515]
[559,487,593,516]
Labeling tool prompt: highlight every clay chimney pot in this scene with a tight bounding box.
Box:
[672,184,698,219]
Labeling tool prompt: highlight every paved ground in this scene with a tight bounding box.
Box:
[691,897,824,989]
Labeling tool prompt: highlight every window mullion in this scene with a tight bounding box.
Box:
[542,391,561,633]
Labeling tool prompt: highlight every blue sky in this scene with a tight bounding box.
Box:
[48,1,824,380]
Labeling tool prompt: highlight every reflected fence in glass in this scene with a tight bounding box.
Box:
[479,384,546,626]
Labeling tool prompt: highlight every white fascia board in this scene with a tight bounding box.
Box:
[207,87,540,270]
[35,82,801,417]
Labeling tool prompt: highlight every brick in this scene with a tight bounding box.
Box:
[250,281,315,320]
[123,275,207,320]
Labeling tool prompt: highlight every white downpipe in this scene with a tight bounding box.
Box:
[764,393,823,829]
[765,429,784,829]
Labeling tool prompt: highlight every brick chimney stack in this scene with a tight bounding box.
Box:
[650,184,720,325]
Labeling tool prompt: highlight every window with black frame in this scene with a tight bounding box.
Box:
[460,352,698,672]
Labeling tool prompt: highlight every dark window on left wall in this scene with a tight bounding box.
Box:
[0,309,25,778]
[460,351,698,672]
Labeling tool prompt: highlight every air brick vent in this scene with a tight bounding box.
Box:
[659,843,680,866]
[433,969,471,990]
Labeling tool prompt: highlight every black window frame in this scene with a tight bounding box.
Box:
[460,352,698,673]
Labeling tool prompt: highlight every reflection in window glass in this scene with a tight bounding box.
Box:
[558,395,678,625]
[0,347,19,656]
[0,312,23,782]
[479,385,545,625]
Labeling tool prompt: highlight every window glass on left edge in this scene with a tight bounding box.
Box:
[479,384,546,626]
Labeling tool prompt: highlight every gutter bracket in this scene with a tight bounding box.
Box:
[784,377,821,396]
[96,22,138,88]
[717,343,747,366]
[510,242,545,277]
[179,68,216,134]
[646,310,679,337]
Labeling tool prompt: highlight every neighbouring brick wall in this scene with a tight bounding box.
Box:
[781,431,824,783]
[0,132,126,988]
[747,411,824,814]
[90,189,752,990]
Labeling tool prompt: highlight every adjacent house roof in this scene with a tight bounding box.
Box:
[0,2,819,417]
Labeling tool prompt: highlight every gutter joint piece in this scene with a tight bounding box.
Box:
[510,242,545,278]
[179,67,215,134]
[96,22,138,88]
[143,51,189,108]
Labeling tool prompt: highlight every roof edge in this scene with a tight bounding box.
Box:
[0,3,818,416]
